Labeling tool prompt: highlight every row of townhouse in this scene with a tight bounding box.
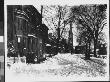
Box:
[7,5,48,63]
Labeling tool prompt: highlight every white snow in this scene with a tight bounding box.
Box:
[6,53,109,82]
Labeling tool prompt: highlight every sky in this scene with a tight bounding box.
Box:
[34,5,78,46]
[34,4,108,46]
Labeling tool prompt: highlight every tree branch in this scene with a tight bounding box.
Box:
[44,18,55,31]
[98,22,107,34]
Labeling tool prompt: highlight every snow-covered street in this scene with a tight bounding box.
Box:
[5,3,109,82]
[6,53,108,82]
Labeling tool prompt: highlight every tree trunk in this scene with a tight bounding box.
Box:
[94,30,98,57]
[94,41,97,57]
[85,40,90,60]
[69,22,73,54]
[88,41,91,58]
[85,43,89,59]
[89,42,91,54]
[57,6,61,53]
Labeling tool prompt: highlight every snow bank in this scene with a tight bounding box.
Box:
[6,53,108,82]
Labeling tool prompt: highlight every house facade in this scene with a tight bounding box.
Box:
[7,5,48,63]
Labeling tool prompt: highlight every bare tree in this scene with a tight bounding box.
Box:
[76,27,93,59]
[70,4,107,58]
[42,5,71,38]
[42,5,71,52]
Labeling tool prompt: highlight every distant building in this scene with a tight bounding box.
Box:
[7,5,48,63]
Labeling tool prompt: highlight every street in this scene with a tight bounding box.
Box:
[6,53,108,81]
[6,4,109,81]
